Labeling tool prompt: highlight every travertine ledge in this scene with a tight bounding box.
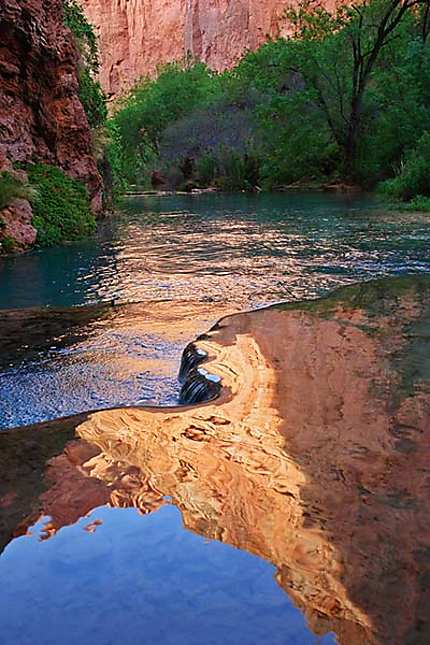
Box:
[1,275,430,645]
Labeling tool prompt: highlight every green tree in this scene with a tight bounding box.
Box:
[107,0,430,196]
[287,0,429,178]
[112,62,220,183]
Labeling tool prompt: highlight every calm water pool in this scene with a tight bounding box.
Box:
[1,192,429,429]
[0,505,337,645]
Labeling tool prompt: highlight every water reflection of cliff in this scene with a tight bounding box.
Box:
[1,276,430,645]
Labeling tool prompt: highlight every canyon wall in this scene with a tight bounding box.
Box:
[0,0,102,249]
[80,0,291,99]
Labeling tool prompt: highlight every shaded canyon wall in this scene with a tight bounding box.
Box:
[79,0,292,98]
[0,0,103,248]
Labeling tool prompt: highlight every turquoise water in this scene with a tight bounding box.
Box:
[1,192,430,429]
[1,192,429,310]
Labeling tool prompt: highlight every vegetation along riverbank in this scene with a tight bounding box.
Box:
[3,0,430,254]
[110,0,430,210]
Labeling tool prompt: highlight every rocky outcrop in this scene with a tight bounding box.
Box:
[0,164,37,250]
[0,0,103,249]
[0,198,37,249]
[79,0,290,98]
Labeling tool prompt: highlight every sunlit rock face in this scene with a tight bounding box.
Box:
[1,276,430,644]
[0,0,102,225]
[79,0,290,98]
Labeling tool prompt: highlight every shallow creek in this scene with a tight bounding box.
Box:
[1,193,430,645]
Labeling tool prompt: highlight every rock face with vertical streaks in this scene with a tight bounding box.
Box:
[79,0,291,98]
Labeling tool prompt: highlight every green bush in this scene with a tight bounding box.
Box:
[78,68,107,129]
[403,195,430,212]
[217,154,246,190]
[379,132,430,201]
[196,155,218,186]
[0,172,36,210]
[0,237,16,253]
[27,164,96,247]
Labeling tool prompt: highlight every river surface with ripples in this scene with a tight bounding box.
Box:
[2,191,430,310]
[1,192,430,429]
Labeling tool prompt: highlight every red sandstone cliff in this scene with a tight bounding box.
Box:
[80,0,291,99]
[0,0,103,249]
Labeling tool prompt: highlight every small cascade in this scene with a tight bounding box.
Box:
[178,342,208,382]
[178,342,222,404]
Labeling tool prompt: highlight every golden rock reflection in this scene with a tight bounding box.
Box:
[1,277,430,645]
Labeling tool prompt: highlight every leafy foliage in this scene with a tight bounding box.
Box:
[104,121,130,197]
[402,195,430,211]
[27,165,96,247]
[0,237,16,254]
[110,62,220,184]
[63,0,107,128]
[63,0,99,72]
[78,67,107,129]
[110,0,430,201]
[379,131,430,200]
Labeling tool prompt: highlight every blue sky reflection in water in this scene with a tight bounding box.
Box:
[1,191,430,428]
[0,505,337,645]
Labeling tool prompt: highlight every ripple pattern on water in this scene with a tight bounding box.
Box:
[1,191,430,428]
